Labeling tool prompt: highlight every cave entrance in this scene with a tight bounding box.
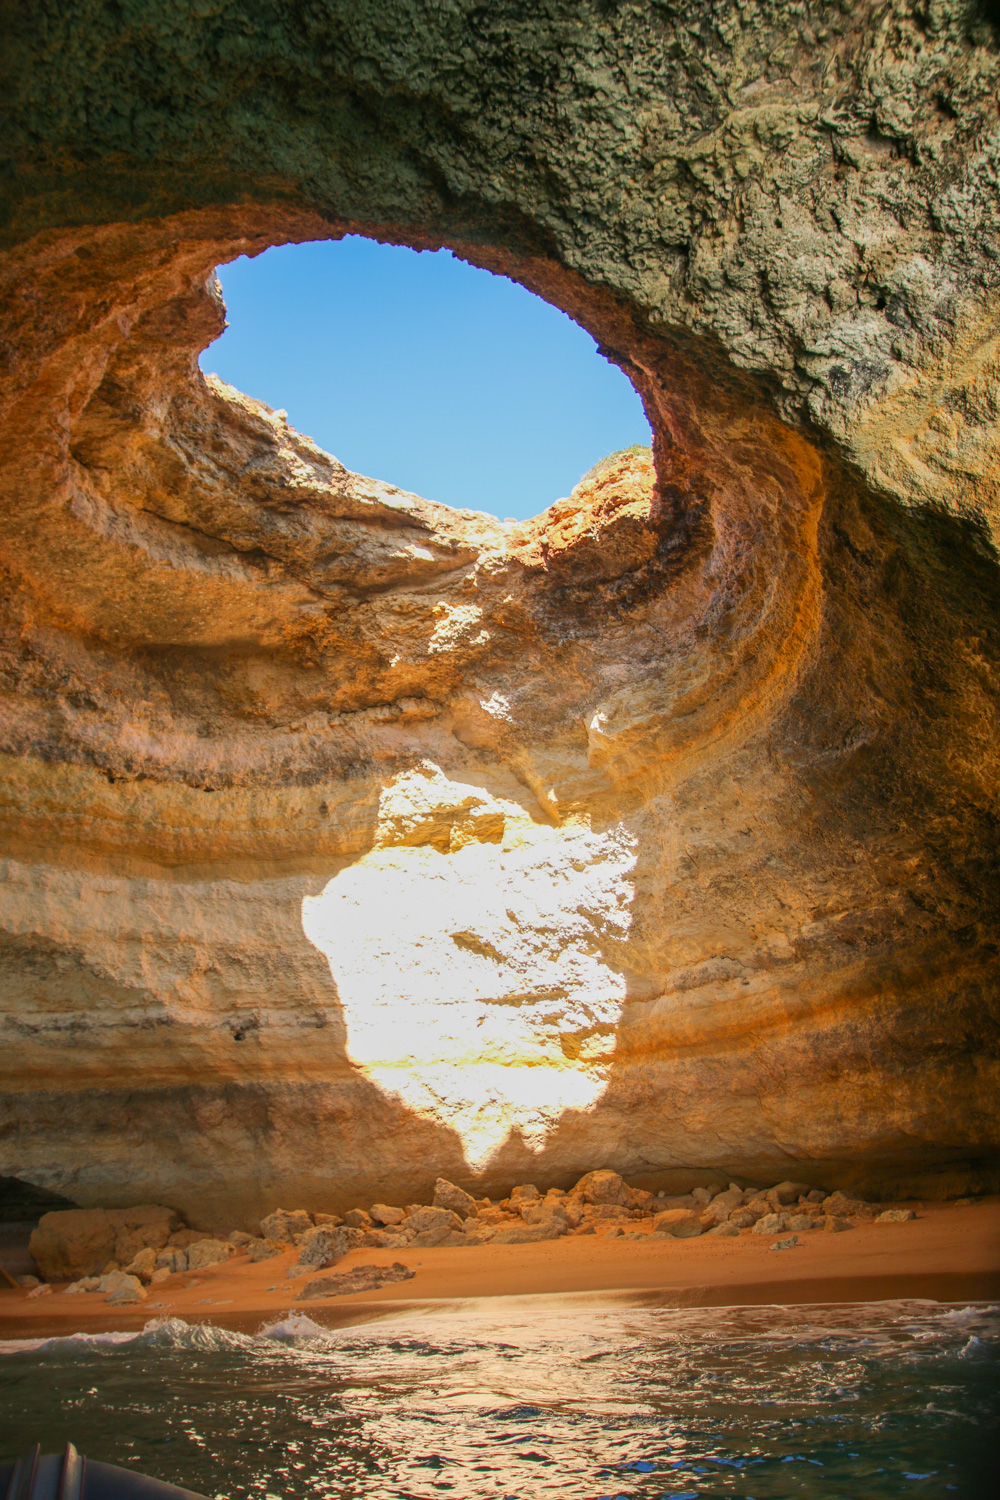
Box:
[199,236,652,521]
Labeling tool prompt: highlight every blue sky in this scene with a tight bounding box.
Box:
[200,237,651,520]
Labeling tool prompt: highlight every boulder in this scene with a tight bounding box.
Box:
[155,1248,188,1274]
[295,1226,351,1269]
[123,1246,158,1282]
[64,1276,101,1294]
[508,1184,541,1204]
[822,1192,876,1219]
[690,1187,714,1207]
[707,1222,740,1238]
[361,1228,411,1249]
[785,1214,816,1232]
[248,1237,281,1262]
[728,1209,757,1230]
[343,1209,373,1228]
[751,1213,787,1235]
[823,1216,852,1233]
[369,1203,404,1226]
[186,1238,231,1270]
[404,1206,463,1244]
[113,1205,181,1267]
[432,1179,479,1219]
[877,1208,916,1223]
[651,1209,703,1239]
[700,1186,745,1226]
[259,1209,313,1244]
[228,1230,253,1248]
[29,1209,116,1281]
[771,1181,812,1205]
[168,1229,206,1249]
[492,1219,566,1244]
[313,1212,344,1228]
[106,1274,146,1306]
[150,1266,171,1285]
[574,1171,627,1206]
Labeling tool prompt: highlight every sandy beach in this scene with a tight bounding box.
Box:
[2,1197,997,1343]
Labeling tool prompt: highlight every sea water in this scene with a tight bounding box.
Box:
[0,1299,996,1498]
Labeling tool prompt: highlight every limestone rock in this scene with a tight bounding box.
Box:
[185,1238,231,1271]
[155,1248,188,1273]
[651,1209,703,1239]
[707,1223,740,1238]
[492,1220,565,1245]
[877,1209,917,1224]
[123,1247,158,1282]
[64,1276,101,1294]
[575,1172,628,1207]
[822,1193,876,1221]
[105,1274,146,1306]
[369,1204,405,1227]
[785,1215,816,1233]
[751,1214,788,1236]
[28,1205,181,1282]
[259,1210,313,1245]
[228,1230,253,1248]
[823,1217,853,1234]
[432,1179,479,1219]
[299,1262,415,1300]
[771,1182,812,1206]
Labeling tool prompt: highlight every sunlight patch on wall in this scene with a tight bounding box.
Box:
[301,778,638,1170]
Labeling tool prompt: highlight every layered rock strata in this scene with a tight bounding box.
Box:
[1,2,998,1228]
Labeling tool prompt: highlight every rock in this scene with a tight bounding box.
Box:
[806,1189,827,1204]
[313,1213,344,1228]
[403,1206,463,1246]
[700,1186,745,1226]
[168,1230,206,1249]
[654,1194,697,1211]
[751,1214,787,1236]
[105,1275,146,1306]
[432,1179,479,1219]
[823,1216,852,1233]
[770,1236,798,1251]
[248,1238,281,1263]
[690,1187,714,1208]
[771,1181,811,1206]
[491,1220,566,1244]
[728,1209,758,1230]
[64,1276,101,1294]
[877,1208,917,1223]
[17,1275,40,1289]
[707,1223,740,1238]
[294,1226,350,1269]
[28,1209,116,1282]
[343,1208,373,1229]
[102,1261,120,1276]
[651,1209,703,1239]
[26,1283,53,1298]
[155,1248,188,1273]
[113,1206,183,1267]
[462,1222,497,1245]
[785,1214,815,1232]
[369,1204,405,1226]
[124,1246,158,1282]
[185,1238,231,1270]
[258,1209,313,1244]
[822,1192,875,1220]
[575,1171,629,1206]
[150,1266,171,1284]
[299,1262,415,1300]
[508,1184,541,1204]
[97,1272,127,1294]
[228,1230,253,1248]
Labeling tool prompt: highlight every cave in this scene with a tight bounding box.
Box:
[2,1,998,1234]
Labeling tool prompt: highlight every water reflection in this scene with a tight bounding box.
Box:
[1,1300,996,1497]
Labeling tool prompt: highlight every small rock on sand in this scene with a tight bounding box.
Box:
[26,1283,53,1298]
[823,1216,852,1233]
[877,1208,917,1223]
[770,1236,799,1251]
[106,1274,147,1305]
[299,1262,415,1300]
[707,1223,740,1238]
[369,1203,405,1226]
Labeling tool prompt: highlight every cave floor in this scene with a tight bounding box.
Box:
[2,1199,997,1342]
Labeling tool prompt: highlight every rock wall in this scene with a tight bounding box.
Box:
[1,3,998,1229]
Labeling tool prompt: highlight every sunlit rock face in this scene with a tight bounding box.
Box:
[2,3,999,1227]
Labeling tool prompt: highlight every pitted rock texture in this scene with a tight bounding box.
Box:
[0,3,998,1228]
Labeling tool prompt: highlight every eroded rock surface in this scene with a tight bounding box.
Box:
[1,3,998,1227]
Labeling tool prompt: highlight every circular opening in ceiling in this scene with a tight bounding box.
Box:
[199,236,652,521]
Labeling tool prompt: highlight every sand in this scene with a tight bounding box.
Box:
[2,1199,997,1343]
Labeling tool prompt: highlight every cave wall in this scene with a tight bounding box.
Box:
[1,2,998,1228]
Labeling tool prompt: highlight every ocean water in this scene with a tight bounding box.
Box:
[0,1299,996,1498]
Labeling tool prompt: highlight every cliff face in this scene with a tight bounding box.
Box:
[1,3,998,1228]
